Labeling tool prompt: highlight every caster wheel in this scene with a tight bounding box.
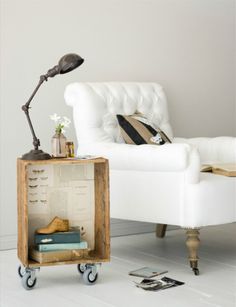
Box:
[193,268,200,276]
[77,264,87,274]
[21,272,37,290]
[83,269,98,285]
[18,265,25,278]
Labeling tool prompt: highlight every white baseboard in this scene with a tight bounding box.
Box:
[111,219,178,237]
[0,234,17,250]
[111,219,155,237]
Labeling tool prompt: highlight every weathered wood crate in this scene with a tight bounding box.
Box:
[17,157,110,268]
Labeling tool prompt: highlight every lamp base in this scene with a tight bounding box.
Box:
[22,149,51,160]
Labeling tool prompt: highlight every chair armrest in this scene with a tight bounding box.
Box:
[79,142,200,183]
[173,137,236,164]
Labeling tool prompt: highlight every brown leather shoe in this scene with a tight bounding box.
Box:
[36,216,69,234]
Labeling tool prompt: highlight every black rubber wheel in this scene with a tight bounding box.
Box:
[83,269,98,285]
[18,265,25,278]
[22,272,37,290]
[77,264,87,274]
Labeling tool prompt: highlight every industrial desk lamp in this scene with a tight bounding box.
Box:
[21,53,84,160]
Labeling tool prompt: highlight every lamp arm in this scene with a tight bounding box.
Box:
[22,75,48,150]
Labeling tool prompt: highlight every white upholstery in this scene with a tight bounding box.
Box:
[65,82,173,144]
[174,137,236,164]
[75,142,200,184]
[65,82,236,228]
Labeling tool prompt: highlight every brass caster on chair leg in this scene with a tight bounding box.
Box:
[192,268,200,276]
[190,261,200,275]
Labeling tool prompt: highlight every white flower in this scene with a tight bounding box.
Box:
[62,116,71,127]
[50,113,71,134]
[50,113,60,122]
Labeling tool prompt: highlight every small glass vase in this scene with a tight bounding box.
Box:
[51,132,67,158]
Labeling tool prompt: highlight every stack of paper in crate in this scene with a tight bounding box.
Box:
[30,229,89,264]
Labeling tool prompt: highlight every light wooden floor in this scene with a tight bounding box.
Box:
[0,224,235,307]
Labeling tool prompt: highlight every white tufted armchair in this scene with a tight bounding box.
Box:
[65,82,236,275]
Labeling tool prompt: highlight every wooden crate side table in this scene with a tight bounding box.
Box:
[17,157,110,289]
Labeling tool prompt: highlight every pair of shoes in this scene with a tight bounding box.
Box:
[36,216,69,234]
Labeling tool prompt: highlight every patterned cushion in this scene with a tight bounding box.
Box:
[116,113,171,145]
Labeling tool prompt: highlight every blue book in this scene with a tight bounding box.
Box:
[37,241,88,252]
[34,230,80,245]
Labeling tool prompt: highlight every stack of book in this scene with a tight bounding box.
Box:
[29,229,89,264]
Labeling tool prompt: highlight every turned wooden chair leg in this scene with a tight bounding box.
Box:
[185,228,200,275]
[156,224,167,238]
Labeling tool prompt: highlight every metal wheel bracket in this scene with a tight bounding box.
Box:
[19,265,40,278]
[87,263,101,276]
[25,267,40,279]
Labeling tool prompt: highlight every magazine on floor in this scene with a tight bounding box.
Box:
[134,277,185,291]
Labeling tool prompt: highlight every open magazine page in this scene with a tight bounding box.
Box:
[134,277,184,291]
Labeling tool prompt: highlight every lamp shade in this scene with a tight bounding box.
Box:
[59,53,84,74]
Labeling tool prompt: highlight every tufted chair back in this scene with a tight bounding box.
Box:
[65,82,173,146]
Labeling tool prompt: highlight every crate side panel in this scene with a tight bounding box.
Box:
[17,159,29,266]
[94,161,110,260]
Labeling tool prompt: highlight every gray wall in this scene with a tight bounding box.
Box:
[0,0,235,249]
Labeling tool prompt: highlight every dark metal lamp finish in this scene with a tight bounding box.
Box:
[22,149,51,161]
[21,53,84,160]
[59,54,84,74]
[45,53,84,78]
